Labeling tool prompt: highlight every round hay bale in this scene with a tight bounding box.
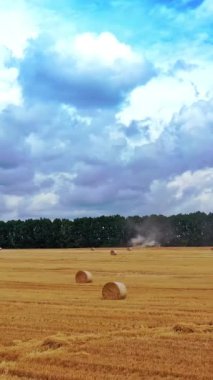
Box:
[102,282,127,300]
[91,247,95,251]
[75,270,93,283]
[127,247,132,251]
[110,249,117,255]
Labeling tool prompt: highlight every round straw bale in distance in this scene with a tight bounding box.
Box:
[110,249,117,255]
[102,282,127,300]
[91,247,95,251]
[75,270,93,283]
[127,247,132,251]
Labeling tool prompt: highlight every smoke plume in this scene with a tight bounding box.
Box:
[128,215,173,247]
[130,234,159,247]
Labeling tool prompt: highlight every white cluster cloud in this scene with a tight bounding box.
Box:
[116,58,213,144]
[0,1,38,111]
[0,61,22,110]
[0,0,38,58]
[71,32,141,67]
[146,167,213,215]
[116,75,198,142]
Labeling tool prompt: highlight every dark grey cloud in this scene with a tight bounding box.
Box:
[54,97,213,216]
[0,143,26,169]
[0,73,212,219]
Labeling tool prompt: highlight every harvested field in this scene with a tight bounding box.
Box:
[0,247,212,379]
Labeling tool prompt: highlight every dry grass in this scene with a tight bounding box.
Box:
[0,247,212,379]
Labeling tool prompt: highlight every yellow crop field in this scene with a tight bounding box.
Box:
[0,247,212,380]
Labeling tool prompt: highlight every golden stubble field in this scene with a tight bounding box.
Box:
[0,247,212,380]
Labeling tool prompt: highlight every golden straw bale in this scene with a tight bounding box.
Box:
[110,249,117,255]
[102,282,127,300]
[75,270,93,283]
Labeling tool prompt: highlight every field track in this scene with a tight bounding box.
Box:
[0,247,212,379]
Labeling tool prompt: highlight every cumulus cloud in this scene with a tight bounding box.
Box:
[0,0,38,58]
[19,32,155,109]
[0,47,22,111]
[145,167,213,215]
[116,56,213,143]
[0,59,22,110]
[116,76,199,143]
[0,1,39,112]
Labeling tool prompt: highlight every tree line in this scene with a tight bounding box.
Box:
[0,212,212,249]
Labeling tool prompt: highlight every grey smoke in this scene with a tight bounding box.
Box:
[128,216,174,247]
[130,234,159,247]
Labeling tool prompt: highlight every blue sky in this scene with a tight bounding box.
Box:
[0,0,212,220]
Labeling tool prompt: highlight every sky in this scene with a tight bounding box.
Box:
[0,0,212,220]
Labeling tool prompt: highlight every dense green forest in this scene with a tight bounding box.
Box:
[0,212,212,248]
